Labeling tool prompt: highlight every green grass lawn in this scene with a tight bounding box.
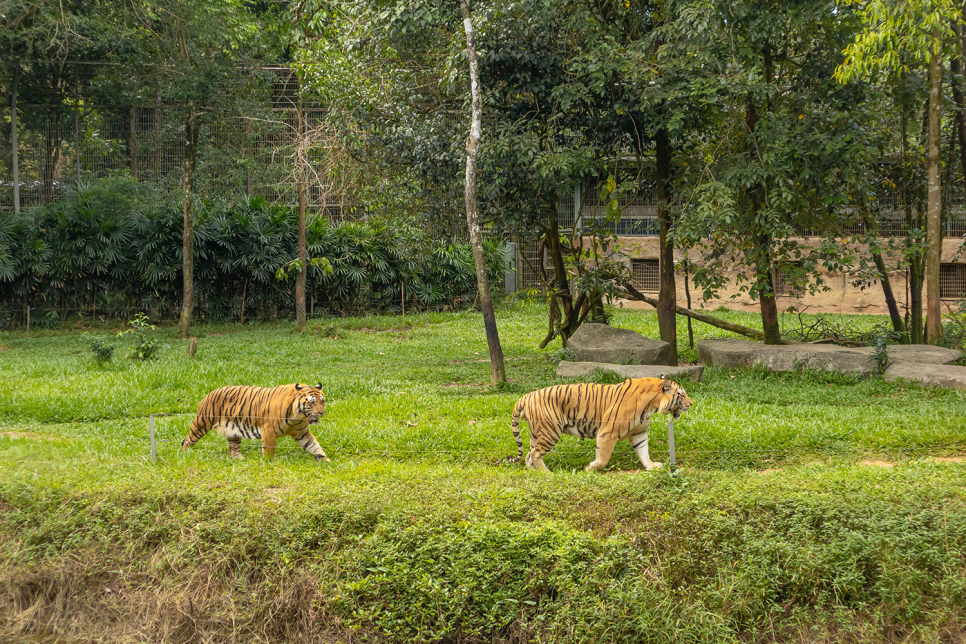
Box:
[2,303,965,643]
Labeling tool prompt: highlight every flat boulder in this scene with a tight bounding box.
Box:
[887,344,962,365]
[885,363,966,391]
[698,338,876,376]
[698,338,964,381]
[568,323,671,365]
[556,361,704,383]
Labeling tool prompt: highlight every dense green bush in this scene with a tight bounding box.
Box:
[0,178,505,326]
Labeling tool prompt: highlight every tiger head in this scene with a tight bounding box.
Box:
[294,383,326,425]
[657,375,692,419]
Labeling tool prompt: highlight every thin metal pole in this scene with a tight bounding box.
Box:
[667,418,676,468]
[150,414,157,462]
[74,66,81,179]
[11,62,20,215]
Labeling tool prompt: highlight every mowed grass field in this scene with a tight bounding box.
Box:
[2,303,966,643]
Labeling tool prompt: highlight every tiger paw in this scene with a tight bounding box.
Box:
[645,461,663,470]
[315,454,331,463]
[231,454,245,461]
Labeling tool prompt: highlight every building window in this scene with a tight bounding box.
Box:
[941,264,966,300]
[632,259,659,293]
[774,263,801,297]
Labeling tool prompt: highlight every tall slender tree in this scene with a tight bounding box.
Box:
[837,0,964,344]
[461,0,506,383]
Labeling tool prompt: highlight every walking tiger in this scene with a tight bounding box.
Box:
[181,383,329,461]
[507,375,692,472]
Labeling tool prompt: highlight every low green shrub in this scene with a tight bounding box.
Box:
[0,179,505,325]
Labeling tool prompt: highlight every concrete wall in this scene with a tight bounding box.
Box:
[611,236,966,315]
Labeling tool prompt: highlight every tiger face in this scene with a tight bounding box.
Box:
[295,382,326,425]
[659,377,692,420]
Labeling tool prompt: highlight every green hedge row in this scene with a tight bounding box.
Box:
[3,464,965,643]
[0,177,505,327]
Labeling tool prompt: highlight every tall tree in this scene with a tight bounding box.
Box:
[676,0,879,344]
[124,0,264,338]
[461,0,506,383]
[837,0,964,344]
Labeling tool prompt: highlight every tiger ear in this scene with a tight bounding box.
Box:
[295,383,303,390]
[658,373,668,380]
[315,382,323,390]
[662,378,674,392]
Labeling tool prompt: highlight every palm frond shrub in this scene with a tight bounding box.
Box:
[0,178,505,326]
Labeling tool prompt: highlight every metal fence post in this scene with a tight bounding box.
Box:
[74,66,81,180]
[11,61,20,215]
[504,242,517,295]
[150,414,156,462]
[667,418,676,468]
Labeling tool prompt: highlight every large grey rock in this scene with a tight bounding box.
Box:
[698,338,964,380]
[887,344,962,365]
[698,338,876,376]
[556,361,703,382]
[885,363,966,391]
[568,323,671,365]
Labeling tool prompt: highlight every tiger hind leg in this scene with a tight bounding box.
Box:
[227,438,244,460]
[524,420,559,472]
[181,416,211,451]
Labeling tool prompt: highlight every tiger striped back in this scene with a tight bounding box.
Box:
[181,383,329,461]
[507,376,691,472]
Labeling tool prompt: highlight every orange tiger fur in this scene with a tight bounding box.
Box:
[507,376,692,472]
[181,383,329,461]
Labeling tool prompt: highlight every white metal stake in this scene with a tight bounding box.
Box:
[667,418,676,468]
[150,414,156,463]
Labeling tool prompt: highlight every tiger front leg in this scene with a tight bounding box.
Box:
[586,424,619,472]
[293,430,330,462]
[628,422,662,471]
[261,431,278,460]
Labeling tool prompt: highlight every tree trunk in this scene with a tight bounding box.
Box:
[296,93,308,331]
[758,260,782,344]
[461,0,506,383]
[683,260,694,350]
[656,128,678,365]
[871,248,906,342]
[746,92,781,345]
[43,104,61,204]
[925,47,943,344]
[951,52,966,197]
[178,106,201,339]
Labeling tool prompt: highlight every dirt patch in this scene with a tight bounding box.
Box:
[859,460,896,468]
[932,456,966,464]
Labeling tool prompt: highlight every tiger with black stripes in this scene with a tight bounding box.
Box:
[507,375,692,472]
[181,383,329,461]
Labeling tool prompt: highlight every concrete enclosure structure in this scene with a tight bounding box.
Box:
[512,183,966,315]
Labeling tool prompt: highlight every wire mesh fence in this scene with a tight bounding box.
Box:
[0,63,357,214]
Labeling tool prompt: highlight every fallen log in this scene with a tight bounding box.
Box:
[620,282,797,345]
